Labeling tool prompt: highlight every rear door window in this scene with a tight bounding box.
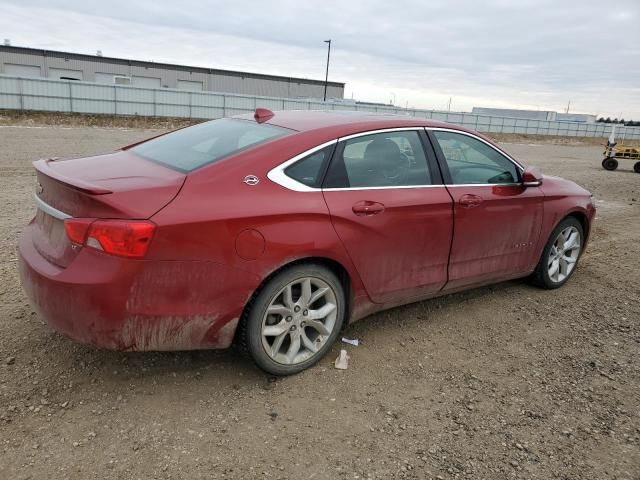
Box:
[324,130,432,188]
[130,118,292,172]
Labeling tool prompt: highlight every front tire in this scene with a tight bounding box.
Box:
[602,157,618,170]
[238,264,345,375]
[530,217,584,289]
[634,161,640,173]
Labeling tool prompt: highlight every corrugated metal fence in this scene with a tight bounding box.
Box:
[1,74,638,140]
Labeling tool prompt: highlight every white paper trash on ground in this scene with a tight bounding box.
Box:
[341,337,360,347]
[334,349,350,370]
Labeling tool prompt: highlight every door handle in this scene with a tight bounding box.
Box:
[459,194,483,208]
[352,200,385,216]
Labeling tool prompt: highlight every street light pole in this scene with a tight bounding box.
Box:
[323,39,331,102]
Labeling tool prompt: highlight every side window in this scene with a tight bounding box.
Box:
[284,145,333,188]
[324,131,432,188]
[432,131,520,184]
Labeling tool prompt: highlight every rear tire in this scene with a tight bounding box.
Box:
[237,263,345,376]
[530,217,584,289]
[634,161,640,173]
[602,157,618,170]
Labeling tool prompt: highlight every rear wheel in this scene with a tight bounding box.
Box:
[530,217,584,289]
[602,157,618,170]
[238,264,345,375]
[634,161,640,173]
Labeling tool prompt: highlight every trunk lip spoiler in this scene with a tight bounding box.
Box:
[34,193,72,220]
[33,158,113,195]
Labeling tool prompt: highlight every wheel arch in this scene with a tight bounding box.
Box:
[234,256,354,347]
[566,209,591,244]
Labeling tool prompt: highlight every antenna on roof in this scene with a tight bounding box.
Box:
[254,108,274,123]
[3,39,10,46]
[96,50,103,57]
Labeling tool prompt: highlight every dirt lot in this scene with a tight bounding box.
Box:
[0,125,638,480]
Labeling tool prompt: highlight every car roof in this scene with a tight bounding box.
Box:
[234,110,477,137]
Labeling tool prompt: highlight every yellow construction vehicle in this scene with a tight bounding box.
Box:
[602,126,640,172]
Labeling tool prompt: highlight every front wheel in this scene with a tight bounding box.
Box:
[530,217,584,289]
[238,264,345,375]
[634,161,640,173]
[602,157,618,170]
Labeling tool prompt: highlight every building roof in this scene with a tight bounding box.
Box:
[0,45,345,88]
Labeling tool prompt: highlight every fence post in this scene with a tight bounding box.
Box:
[222,95,226,118]
[153,88,157,117]
[189,92,193,119]
[68,81,73,113]
[113,85,117,116]
[18,77,24,110]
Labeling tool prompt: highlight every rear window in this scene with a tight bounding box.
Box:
[130,118,292,172]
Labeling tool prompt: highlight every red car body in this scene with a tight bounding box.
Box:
[18,111,595,352]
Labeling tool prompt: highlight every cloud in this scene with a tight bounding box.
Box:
[1,0,639,118]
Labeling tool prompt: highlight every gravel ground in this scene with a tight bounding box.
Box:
[0,125,638,480]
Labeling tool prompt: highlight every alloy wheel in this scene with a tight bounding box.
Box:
[547,226,581,283]
[261,277,338,365]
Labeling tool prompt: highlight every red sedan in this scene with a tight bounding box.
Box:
[18,110,595,375]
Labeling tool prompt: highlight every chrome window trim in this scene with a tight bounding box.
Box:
[267,126,527,192]
[426,127,525,171]
[445,183,523,187]
[266,139,337,192]
[34,193,71,220]
[338,127,425,142]
[323,184,445,192]
[267,127,427,192]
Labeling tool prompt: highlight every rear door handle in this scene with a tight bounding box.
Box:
[459,194,483,208]
[352,200,385,216]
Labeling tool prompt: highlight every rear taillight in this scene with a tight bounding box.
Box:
[64,219,156,258]
[63,218,93,245]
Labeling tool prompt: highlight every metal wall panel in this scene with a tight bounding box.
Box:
[72,83,115,100]
[0,93,20,109]
[116,86,154,103]
[48,68,83,80]
[225,95,256,109]
[177,80,203,91]
[0,76,20,93]
[23,95,71,112]
[191,106,224,119]
[72,99,116,115]
[3,63,41,77]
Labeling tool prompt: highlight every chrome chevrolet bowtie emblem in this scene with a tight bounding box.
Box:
[243,175,260,186]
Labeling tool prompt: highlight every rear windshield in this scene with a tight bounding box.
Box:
[130,118,292,172]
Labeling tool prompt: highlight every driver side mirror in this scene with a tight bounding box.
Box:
[522,166,543,187]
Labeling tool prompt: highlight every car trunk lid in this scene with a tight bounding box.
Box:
[31,150,185,268]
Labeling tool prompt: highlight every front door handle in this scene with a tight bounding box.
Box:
[459,194,483,208]
[352,200,385,216]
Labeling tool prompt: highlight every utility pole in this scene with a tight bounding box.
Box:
[566,100,571,114]
[323,40,331,102]
[447,97,452,112]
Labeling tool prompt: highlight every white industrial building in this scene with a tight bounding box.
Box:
[472,107,596,124]
[0,45,345,99]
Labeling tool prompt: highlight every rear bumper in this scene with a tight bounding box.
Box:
[18,227,259,351]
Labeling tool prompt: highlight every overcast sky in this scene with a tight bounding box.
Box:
[2,0,639,118]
